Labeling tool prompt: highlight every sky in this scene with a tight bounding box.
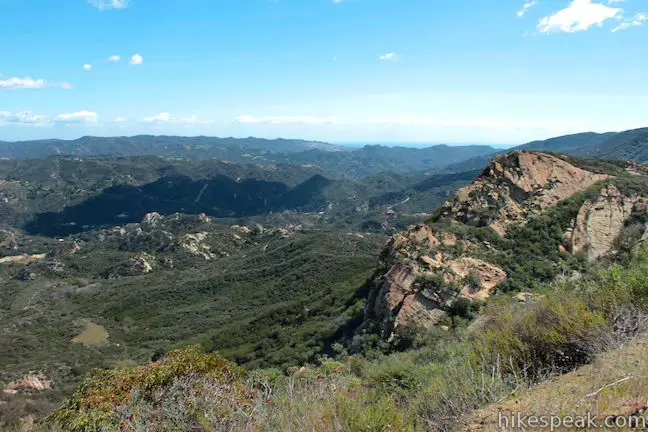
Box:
[1,0,647,145]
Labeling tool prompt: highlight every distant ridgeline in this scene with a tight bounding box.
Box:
[0,135,498,178]
[0,156,480,236]
[1,128,646,178]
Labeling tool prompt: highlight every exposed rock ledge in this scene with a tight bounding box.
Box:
[564,184,648,262]
[362,152,646,338]
[440,152,608,235]
[366,224,506,337]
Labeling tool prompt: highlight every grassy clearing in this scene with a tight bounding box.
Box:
[71,322,109,346]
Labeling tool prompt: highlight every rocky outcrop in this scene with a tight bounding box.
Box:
[107,253,155,278]
[181,232,217,260]
[363,151,629,338]
[564,185,648,261]
[131,253,154,274]
[2,374,51,395]
[439,152,608,235]
[449,257,507,301]
[142,212,163,225]
[365,223,506,337]
[0,253,47,265]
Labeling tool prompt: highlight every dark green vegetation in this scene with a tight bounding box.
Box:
[0,136,497,178]
[0,215,386,421]
[0,155,479,236]
[0,150,487,428]
[2,146,648,430]
[0,156,327,231]
[35,246,648,431]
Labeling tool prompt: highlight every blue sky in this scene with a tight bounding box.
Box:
[1,0,647,145]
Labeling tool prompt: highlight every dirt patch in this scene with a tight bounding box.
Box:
[72,321,109,346]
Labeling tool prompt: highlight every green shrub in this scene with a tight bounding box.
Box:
[365,360,421,395]
[333,393,411,432]
[472,293,606,376]
[447,297,476,320]
[47,346,247,431]
[389,323,425,352]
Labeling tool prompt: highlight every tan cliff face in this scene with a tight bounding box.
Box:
[563,185,648,262]
[363,151,647,338]
[365,223,507,337]
[439,152,608,236]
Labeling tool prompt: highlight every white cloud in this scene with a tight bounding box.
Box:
[129,53,143,65]
[143,112,214,125]
[108,55,121,62]
[332,0,344,3]
[379,52,398,61]
[83,64,93,71]
[55,111,99,124]
[144,112,171,123]
[517,0,538,17]
[0,111,49,127]
[0,76,73,90]
[89,0,128,10]
[537,0,622,33]
[612,12,647,31]
[0,110,97,127]
[234,115,339,125]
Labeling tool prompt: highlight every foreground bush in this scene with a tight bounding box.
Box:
[47,346,250,431]
[473,293,607,377]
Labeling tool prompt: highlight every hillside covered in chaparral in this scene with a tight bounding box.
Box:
[2,146,648,431]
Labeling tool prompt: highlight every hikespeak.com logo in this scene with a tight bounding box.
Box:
[499,412,647,430]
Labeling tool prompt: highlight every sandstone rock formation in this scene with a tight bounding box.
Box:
[440,152,608,235]
[142,212,163,225]
[2,374,51,395]
[564,185,648,262]
[363,151,647,339]
[365,223,507,337]
[131,253,154,273]
[181,232,217,260]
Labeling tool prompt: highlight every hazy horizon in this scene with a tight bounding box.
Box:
[0,133,564,150]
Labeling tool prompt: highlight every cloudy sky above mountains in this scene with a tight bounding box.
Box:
[1,0,646,144]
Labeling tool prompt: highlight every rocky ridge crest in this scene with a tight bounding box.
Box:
[363,151,648,338]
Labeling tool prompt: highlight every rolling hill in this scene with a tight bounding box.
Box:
[0,155,485,237]
[0,136,497,178]
[517,127,648,162]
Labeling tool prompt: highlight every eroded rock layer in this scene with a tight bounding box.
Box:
[364,151,648,338]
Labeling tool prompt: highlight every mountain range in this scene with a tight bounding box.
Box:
[0,155,480,238]
[1,127,647,180]
[0,136,497,178]
[443,127,648,173]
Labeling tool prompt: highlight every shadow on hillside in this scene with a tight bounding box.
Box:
[24,174,333,236]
